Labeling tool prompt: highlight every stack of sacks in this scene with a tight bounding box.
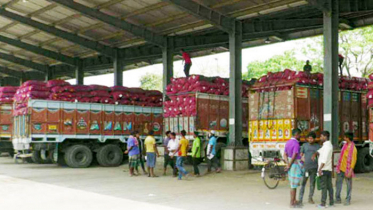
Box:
[166,75,254,97]
[254,69,370,92]
[0,86,18,103]
[164,95,197,118]
[111,86,162,107]
[14,81,50,102]
[13,81,50,116]
[50,85,92,102]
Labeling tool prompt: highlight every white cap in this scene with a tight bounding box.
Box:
[210,130,216,135]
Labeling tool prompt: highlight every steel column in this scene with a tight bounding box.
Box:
[75,61,84,85]
[45,67,53,81]
[114,49,123,86]
[162,37,174,93]
[323,0,339,149]
[228,21,243,147]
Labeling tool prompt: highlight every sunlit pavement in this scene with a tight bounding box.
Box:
[0,157,372,210]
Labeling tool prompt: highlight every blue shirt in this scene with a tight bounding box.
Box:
[209,136,217,156]
[127,136,140,156]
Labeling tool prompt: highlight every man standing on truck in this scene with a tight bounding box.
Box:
[174,130,190,180]
[283,128,303,208]
[207,130,222,173]
[163,131,176,176]
[312,131,334,208]
[144,130,159,177]
[303,60,312,75]
[298,132,320,205]
[125,131,140,177]
[192,131,201,177]
[181,49,192,77]
[335,132,357,206]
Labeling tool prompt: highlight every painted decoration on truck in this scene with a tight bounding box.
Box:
[33,123,42,131]
[2,125,9,131]
[123,122,132,131]
[64,119,72,126]
[277,120,284,141]
[296,87,308,98]
[153,122,160,132]
[220,118,227,128]
[114,122,121,131]
[189,117,195,133]
[104,121,112,131]
[48,125,57,131]
[77,118,87,130]
[90,121,100,130]
[284,119,292,139]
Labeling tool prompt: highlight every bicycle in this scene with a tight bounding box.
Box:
[261,157,287,189]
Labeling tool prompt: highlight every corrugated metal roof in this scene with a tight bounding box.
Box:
[0,0,371,79]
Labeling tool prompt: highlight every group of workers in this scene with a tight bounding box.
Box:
[285,129,357,208]
[125,130,222,180]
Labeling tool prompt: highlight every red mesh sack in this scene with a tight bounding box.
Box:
[46,80,69,88]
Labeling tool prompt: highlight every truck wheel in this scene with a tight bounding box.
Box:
[96,145,123,167]
[355,147,372,173]
[31,150,43,164]
[64,145,93,168]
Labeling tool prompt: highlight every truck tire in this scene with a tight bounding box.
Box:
[355,147,372,173]
[31,150,44,164]
[64,145,93,168]
[96,145,123,167]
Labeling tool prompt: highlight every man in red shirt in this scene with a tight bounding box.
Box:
[181,49,192,77]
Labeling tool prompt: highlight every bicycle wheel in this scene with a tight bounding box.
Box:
[262,161,281,189]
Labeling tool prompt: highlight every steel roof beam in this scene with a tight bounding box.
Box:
[306,0,330,12]
[0,35,77,66]
[0,52,47,73]
[0,66,22,78]
[164,0,235,33]
[339,0,373,13]
[50,0,165,47]
[0,8,115,57]
[242,19,324,34]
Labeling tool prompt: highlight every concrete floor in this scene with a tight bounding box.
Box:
[0,157,372,210]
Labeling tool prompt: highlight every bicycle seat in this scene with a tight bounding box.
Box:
[274,157,281,162]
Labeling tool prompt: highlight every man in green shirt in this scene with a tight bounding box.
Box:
[192,131,201,176]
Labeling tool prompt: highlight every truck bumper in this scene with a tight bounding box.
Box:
[12,138,31,151]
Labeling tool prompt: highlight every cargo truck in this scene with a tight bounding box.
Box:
[164,93,249,158]
[0,103,14,157]
[249,81,373,173]
[12,99,163,168]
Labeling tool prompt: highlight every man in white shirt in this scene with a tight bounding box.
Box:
[312,131,334,208]
[167,132,180,177]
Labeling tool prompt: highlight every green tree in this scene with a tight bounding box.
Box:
[300,26,373,77]
[140,73,162,92]
[243,50,322,80]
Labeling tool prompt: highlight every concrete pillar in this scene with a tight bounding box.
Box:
[162,37,174,93]
[323,0,339,149]
[223,21,247,171]
[228,21,243,147]
[45,67,53,81]
[114,49,123,86]
[75,60,84,85]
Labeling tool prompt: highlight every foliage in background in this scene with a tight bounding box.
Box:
[140,73,162,92]
[244,25,373,79]
[243,51,323,80]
